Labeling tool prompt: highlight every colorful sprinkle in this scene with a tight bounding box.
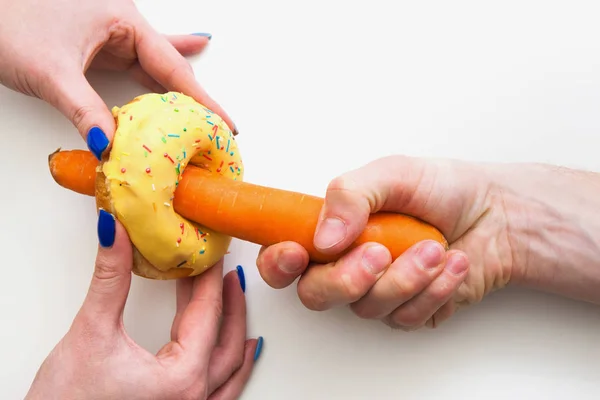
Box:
[230,166,234,173]
[208,134,213,141]
[121,168,126,173]
[174,108,179,112]
[200,249,205,254]
[164,202,170,207]
[230,152,234,156]
[180,223,185,234]
[153,203,157,212]
[192,253,196,264]
[226,139,230,152]
[212,125,218,135]
[122,152,130,156]
[168,134,180,138]
[177,237,182,243]
[152,184,156,191]
[130,116,133,121]
[176,260,186,268]
[146,167,151,174]
[161,137,167,144]
[216,136,220,149]
[195,227,200,239]
[143,145,152,153]
[203,154,212,161]
[207,120,214,126]
[183,128,187,132]
[164,153,174,163]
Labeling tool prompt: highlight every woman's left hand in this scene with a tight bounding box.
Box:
[26,213,261,400]
[0,0,237,159]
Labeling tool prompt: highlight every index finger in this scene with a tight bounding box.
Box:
[176,259,225,367]
[135,23,238,135]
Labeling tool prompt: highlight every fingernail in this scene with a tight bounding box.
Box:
[236,265,246,293]
[415,241,444,270]
[97,209,116,248]
[232,126,239,136]
[254,336,264,361]
[191,32,212,40]
[362,244,390,275]
[87,126,109,161]
[314,217,346,249]
[446,253,468,275]
[277,249,304,274]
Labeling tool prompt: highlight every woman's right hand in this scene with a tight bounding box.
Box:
[256,155,600,330]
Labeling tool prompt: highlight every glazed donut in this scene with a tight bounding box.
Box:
[95,92,244,280]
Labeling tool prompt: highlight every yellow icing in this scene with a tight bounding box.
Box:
[102,92,244,274]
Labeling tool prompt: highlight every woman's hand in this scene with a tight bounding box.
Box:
[0,0,237,160]
[256,155,600,330]
[26,211,263,400]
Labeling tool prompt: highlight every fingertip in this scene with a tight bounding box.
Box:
[445,250,469,276]
[236,265,246,293]
[253,336,264,362]
[191,32,212,40]
[314,217,347,251]
[97,209,116,248]
[96,213,132,268]
[256,242,308,289]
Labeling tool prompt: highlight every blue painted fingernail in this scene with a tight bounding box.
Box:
[87,126,109,160]
[254,336,264,361]
[191,32,212,40]
[98,209,116,248]
[236,265,246,293]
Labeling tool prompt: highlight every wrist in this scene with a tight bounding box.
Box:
[492,163,600,303]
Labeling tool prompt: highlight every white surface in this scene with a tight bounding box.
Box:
[2,0,600,398]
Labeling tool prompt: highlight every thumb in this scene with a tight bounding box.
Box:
[314,155,429,255]
[48,70,116,160]
[79,210,133,328]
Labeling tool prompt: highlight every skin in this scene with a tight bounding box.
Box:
[25,217,259,400]
[0,0,256,397]
[257,155,600,330]
[0,0,238,144]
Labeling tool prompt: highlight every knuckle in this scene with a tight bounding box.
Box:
[388,273,416,299]
[299,286,329,311]
[391,304,425,328]
[165,61,193,87]
[350,303,378,320]
[70,105,96,132]
[327,174,355,192]
[338,273,365,301]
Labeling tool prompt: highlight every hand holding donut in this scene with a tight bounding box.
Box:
[0,0,237,156]
[25,212,262,400]
[256,155,511,330]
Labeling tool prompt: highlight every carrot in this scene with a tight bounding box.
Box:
[48,149,98,196]
[48,149,448,263]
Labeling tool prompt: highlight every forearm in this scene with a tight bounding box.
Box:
[495,163,600,304]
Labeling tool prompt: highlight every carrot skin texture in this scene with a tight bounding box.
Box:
[174,167,447,263]
[48,149,97,196]
[48,150,448,263]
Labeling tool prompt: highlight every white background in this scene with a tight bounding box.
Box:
[2,0,600,398]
